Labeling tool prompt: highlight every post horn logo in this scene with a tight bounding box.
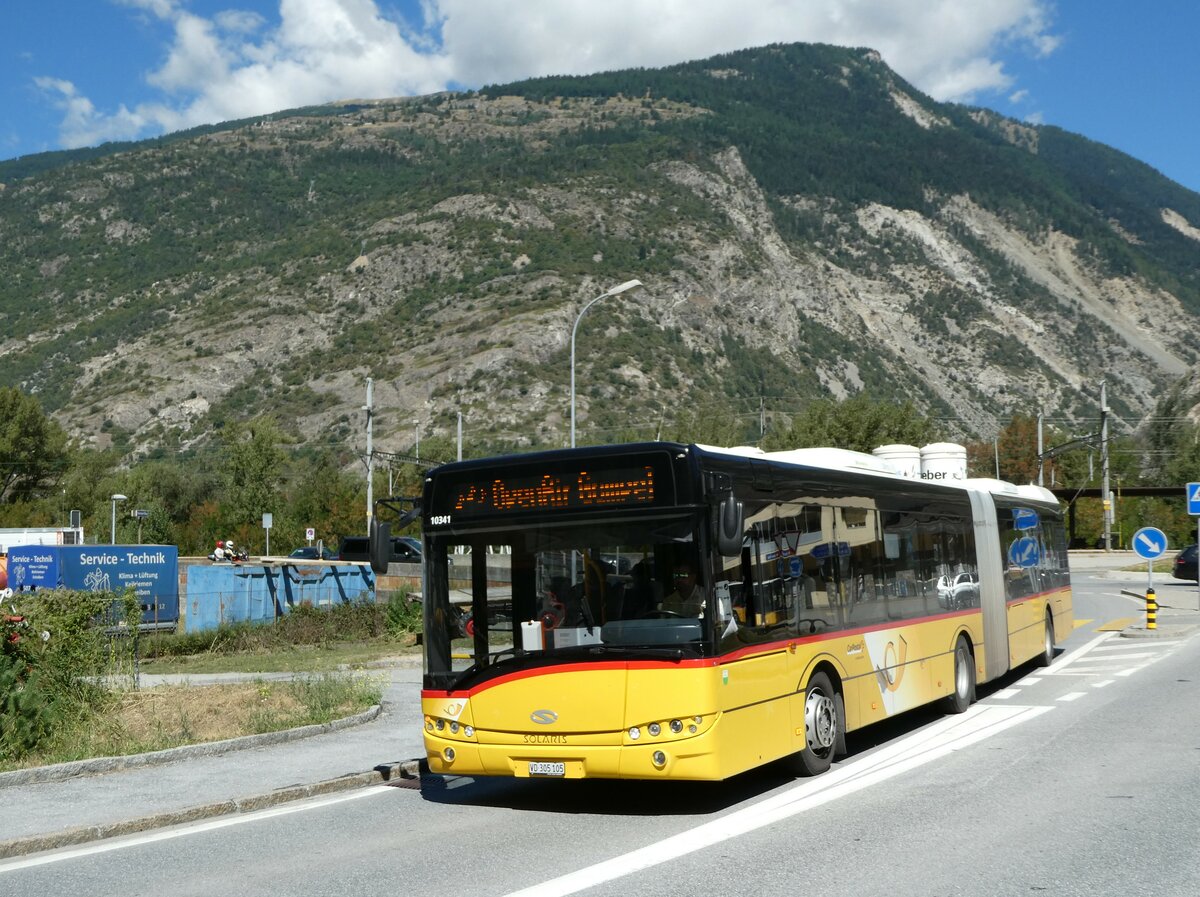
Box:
[530,709,559,724]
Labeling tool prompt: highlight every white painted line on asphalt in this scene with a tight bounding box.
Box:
[1086,650,1155,659]
[1056,692,1086,702]
[1091,679,1115,688]
[501,703,1052,897]
[1021,677,1042,685]
[1117,667,1146,677]
[0,786,394,873]
[1041,632,1114,675]
[991,689,1021,699]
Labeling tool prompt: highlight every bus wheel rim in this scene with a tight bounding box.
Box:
[806,689,836,751]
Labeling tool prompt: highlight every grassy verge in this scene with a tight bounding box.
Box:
[1,591,417,769]
[0,673,383,773]
[140,640,421,674]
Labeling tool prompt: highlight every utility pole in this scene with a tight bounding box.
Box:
[1101,381,1111,551]
[1037,409,1044,487]
[364,378,374,527]
[457,412,463,461]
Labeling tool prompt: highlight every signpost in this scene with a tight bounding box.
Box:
[1131,526,1167,596]
[262,512,273,558]
[1187,483,1200,608]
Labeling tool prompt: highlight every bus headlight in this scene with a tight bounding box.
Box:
[652,751,667,768]
[670,719,683,734]
[629,726,641,740]
[648,722,661,737]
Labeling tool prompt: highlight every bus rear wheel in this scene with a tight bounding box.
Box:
[942,636,975,714]
[794,671,840,776]
[1035,614,1055,667]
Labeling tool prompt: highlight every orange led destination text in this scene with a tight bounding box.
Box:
[452,466,655,512]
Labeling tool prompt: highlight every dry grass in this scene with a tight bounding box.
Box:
[116,682,311,744]
[0,675,382,772]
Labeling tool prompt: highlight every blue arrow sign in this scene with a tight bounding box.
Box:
[1131,526,1168,560]
[1188,483,1200,516]
[1008,536,1040,569]
[1012,508,1039,531]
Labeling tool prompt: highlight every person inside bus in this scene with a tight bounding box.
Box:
[662,559,704,616]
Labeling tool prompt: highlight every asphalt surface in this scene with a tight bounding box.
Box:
[1,550,1196,860]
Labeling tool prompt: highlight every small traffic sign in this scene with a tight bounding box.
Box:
[306,527,315,541]
[1131,526,1168,560]
[1188,483,1200,515]
[1012,508,1039,531]
[1008,536,1040,569]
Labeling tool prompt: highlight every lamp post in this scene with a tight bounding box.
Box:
[414,419,420,462]
[110,494,127,544]
[570,279,644,447]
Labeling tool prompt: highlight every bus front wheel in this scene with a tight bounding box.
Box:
[794,671,840,776]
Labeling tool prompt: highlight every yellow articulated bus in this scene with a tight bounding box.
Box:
[372,441,1071,781]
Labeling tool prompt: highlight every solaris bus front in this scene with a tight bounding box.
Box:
[402,443,760,781]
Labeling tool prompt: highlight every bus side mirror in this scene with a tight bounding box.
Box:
[715,494,743,557]
[369,518,392,575]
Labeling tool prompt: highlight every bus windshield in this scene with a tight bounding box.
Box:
[422,513,713,689]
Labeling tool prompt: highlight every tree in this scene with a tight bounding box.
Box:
[220,418,287,531]
[0,388,69,505]
[761,394,941,454]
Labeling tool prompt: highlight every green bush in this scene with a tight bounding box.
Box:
[0,587,140,760]
[385,591,422,636]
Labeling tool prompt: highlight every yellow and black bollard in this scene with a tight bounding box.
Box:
[1146,588,1157,631]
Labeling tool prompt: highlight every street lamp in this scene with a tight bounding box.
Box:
[414,418,420,462]
[570,279,644,447]
[110,494,127,544]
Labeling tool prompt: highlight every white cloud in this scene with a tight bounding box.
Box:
[43,0,1059,149]
[35,77,149,148]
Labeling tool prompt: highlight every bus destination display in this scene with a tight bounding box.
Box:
[437,460,665,518]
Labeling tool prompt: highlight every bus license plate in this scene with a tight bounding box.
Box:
[529,761,565,777]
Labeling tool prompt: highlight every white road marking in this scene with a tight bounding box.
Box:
[992,688,1021,699]
[1056,692,1086,702]
[1091,680,1115,688]
[501,704,1052,897]
[0,786,394,873]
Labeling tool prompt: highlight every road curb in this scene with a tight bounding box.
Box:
[0,704,383,790]
[0,758,423,860]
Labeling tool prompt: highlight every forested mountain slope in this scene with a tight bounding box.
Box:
[2,42,1198,460]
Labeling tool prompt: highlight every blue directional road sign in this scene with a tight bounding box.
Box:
[1008,536,1040,569]
[1012,507,1040,531]
[1131,526,1168,560]
[1188,483,1200,516]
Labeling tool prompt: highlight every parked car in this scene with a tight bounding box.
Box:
[936,571,980,609]
[288,545,337,560]
[339,535,422,564]
[1173,544,1198,581]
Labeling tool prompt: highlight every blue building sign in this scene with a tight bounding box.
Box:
[5,546,60,590]
[5,545,179,624]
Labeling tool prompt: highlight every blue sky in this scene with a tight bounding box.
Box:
[3,1,1198,194]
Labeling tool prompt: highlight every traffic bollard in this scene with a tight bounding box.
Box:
[1146,588,1157,631]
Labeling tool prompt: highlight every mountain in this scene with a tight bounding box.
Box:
[2,42,1199,461]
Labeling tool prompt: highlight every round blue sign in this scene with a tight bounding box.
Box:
[1008,536,1040,569]
[1131,527,1168,560]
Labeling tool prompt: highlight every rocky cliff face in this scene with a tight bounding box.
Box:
[2,43,1198,458]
